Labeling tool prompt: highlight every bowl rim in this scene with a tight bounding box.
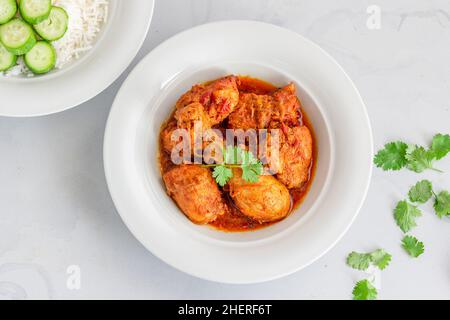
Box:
[104,20,374,284]
[0,0,155,117]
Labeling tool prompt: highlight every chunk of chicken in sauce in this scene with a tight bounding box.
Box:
[176,75,240,125]
[163,165,228,224]
[276,125,313,189]
[227,83,301,130]
[227,168,291,223]
[160,102,211,154]
[161,76,240,154]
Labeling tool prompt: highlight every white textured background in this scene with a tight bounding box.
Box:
[0,0,449,299]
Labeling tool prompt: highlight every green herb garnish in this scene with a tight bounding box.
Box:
[207,146,263,187]
[352,279,378,300]
[393,200,422,233]
[406,180,449,218]
[405,145,440,173]
[373,141,408,171]
[402,235,425,258]
[408,180,433,203]
[374,133,449,173]
[430,133,450,160]
[433,190,450,218]
[347,249,391,271]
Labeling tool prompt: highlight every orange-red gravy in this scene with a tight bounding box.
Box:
[159,76,317,232]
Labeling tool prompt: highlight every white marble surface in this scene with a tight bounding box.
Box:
[0,0,449,300]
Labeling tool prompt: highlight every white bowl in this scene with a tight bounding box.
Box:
[104,21,373,284]
[0,0,155,117]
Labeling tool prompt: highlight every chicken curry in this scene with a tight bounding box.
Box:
[159,75,316,232]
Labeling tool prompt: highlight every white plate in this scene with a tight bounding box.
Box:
[0,0,154,117]
[104,21,373,284]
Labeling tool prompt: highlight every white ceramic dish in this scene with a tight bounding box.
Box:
[0,0,154,117]
[104,21,373,284]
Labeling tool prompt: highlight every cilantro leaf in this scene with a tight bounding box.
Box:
[241,151,263,183]
[352,279,378,300]
[370,249,392,270]
[430,133,450,160]
[241,162,263,183]
[394,200,422,233]
[346,252,372,271]
[408,180,433,203]
[374,141,408,171]
[346,249,391,271]
[402,235,424,258]
[434,190,450,218]
[405,145,440,173]
[209,146,263,186]
[212,166,233,187]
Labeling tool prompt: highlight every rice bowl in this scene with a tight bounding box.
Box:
[0,0,109,77]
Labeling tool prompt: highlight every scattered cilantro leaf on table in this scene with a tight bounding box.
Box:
[206,146,263,187]
[347,249,391,271]
[352,279,378,300]
[402,235,425,258]
[346,252,372,271]
[430,133,450,160]
[374,141,408,171]
[394,200,422,233]
[370,249,392,270]
[433,190,450,218]
[405,145,441,173]
[374,133,449,173]
[408,180,433,203]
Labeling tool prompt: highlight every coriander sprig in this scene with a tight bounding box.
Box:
[346,249,391,300]
[405,179,450,219]
[374,133,450,173]
[205,146,263,187]
[347,249,391,271]
[393,179,449,259]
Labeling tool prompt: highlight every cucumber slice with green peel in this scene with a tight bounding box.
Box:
[24,41,55,74]
[0,41,16,71]
[34,7,68,41]
[0,0,17,24]
[0,18,37,55]
[20,0,51,24]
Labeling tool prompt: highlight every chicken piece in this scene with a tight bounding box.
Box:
[175,102,211,129]
[228,169,291,223]
[276,126,313,189]
[161,75,239,155]
[270,83,302,128]
[176,75,240,125]
[163,165,227,224]
[161,102,212,155]
[160,119,179,154]
[227,93,273,130]
[227,83,301,130]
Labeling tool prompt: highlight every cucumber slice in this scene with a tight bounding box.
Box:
[0,41,16,71]
[24,41,55,74]
[34,6,68,41]
[20,0,51,24]
[0,18,37,55]
[0,0,17,24]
